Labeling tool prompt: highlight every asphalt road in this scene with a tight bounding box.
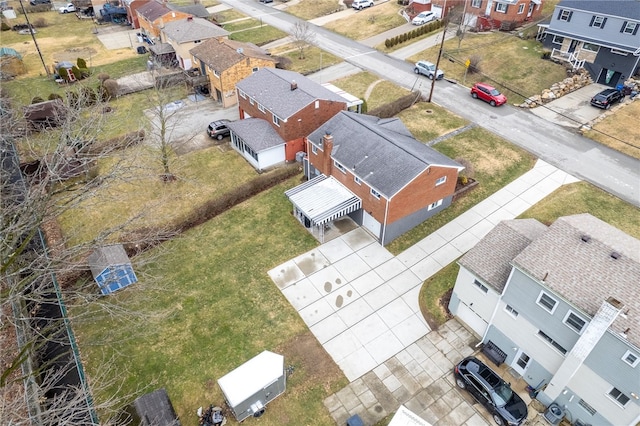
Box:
[223,0,640,207]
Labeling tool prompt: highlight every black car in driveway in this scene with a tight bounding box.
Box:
[454,357,528,426]
[590,88,624,109]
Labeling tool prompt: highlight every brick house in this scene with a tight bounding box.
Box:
[160,17,229,70]
[190,39,277,107]
[286,111,463,244]
[136,1,190,38]
[126,0,209,29]
[226,68,348,171]
[449,214,640,426]
[431,0,543,30]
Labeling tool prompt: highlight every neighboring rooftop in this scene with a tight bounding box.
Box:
[136,0,171,22]
[162,17,228,43]
[190,38,275,74]
[307,111,463,198]
[556,0,640,19]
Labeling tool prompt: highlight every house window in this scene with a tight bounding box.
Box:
[249,97,255,105]
[311,145,317,154]
[552,35,564,44]
[334,160,347,173]
[471,0,481,7]
[611,49,629,56]
[354,176,361,185]
[252,67,259,72]
[435,176,446,186]
[239,89,246,99]
[564,311,586,333]
[559,9,572,22]
[315,100,320,109]
[591,16,606,28]
[243,144,258,161]
[473,279,488,294]
[495,2,507,13]
[258,103,265,113]
[370,188,381,199]
[538,330,567,355]
[622,350,639,367]
[273,115,280,126]
[579,399,597,416]
[608,387,630,407]
[537,291,558,314]
[622,21,638,35]
[518,3,525,14]
[582,43,599,52]
[505,304,519,318]
[428,199,443,211]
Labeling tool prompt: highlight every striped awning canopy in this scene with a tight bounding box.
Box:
[285,175,361,226]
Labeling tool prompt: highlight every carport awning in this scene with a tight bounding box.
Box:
[285,175,361,226]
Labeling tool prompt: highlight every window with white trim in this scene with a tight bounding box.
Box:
[505,305,519,318]
[354,176,361,185]
[537,291,558,314]
[622,350,639,367]
[608,387,630,407]
[611,48,629,56]
[518,3,525,14]
[252,67,259,73]
[582,42,599,52]
[315,100,320,109]
[592,16,605,28]
[213,69,220,78]
[311,145,317,154]
[435,176,446,186]
[471,0,481,8]
[249,97,255,105]
[622,21,638,34]
[258,103,265,113]
[559,9,572,21]
[473,279,488,294]
[538,330,567,355]
[272,115,280,126]
[334,160,346,174]
[428,199,443,211]
[552,35,564,44]
[564,311,586,333]
[579,399,596,416]
[495,2,507,13]
[370,188,381,199]
[239,89,246,99]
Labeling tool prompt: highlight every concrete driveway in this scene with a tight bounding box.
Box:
[528,83,609,128]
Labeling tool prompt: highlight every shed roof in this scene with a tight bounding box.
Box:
[132,388,180,426]
[87,244,131,278]
[162,17,228,43]
[307,111,463,198]
[190,38,274,74]
[236,68,346,120]
[226,118,285,151]
[218,351,284,407]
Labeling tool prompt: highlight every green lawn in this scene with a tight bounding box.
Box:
[268,45,343,75]
[331,72,411,110]
[73,178,346,425]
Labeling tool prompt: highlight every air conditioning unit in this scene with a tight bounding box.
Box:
[543,403,565,425]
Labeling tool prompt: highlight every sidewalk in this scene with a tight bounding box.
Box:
[269,160,579,424]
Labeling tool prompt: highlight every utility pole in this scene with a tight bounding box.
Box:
[17,0,50,77]
[427,0,447,103]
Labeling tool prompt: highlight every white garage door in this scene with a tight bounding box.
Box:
[362,211,381,238]
[456,302,488,337]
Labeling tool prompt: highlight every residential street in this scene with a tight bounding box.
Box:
[221,0,640,207]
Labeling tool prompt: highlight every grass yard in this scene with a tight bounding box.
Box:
[388,127,536,254]
[324,2,407,40]
[73,177,347,425]
[331,72,410,110]
[418,181,640,329]
[400,102,469,143]
[267,44,342,75]
[408,32,568,104]
[284,0,346,21]
[228,25,288,46]
[583,101,640,160]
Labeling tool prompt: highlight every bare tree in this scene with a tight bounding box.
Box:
[290,21,316,60]
[1,84,173,425]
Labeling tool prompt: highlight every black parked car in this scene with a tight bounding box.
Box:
[590,88,624,109]
[207,119,230,140]
[454,357,528,426]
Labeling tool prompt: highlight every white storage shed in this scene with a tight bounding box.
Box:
[217,351,285,422]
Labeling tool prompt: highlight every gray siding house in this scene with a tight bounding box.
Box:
[538,0,640,87]
[449,214,640,426]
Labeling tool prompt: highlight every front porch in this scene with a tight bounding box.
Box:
[550,48,585,70]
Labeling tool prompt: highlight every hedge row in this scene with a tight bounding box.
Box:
[384,20,444,48]
[368,90,422,118]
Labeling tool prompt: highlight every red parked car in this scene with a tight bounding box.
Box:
[471,82,507,107]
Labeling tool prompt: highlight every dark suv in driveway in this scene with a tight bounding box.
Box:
[590,88,624,109]
[207,119,230,140]
[454,357,528,426]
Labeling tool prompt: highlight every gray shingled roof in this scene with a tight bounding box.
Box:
[513,214,640,348]
[558,0,640,19]
[87,244,131,279]
[162,17,228,44]
[226,118,285,151]
[169,3,209,18]
[307,111,463,198]
[190,38,274,73]
[136,1,170,22]
[459,219,548,292]
[235,68,346,120]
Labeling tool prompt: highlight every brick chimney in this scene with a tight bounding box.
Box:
[291,80,297,91]
[322,132,333,175]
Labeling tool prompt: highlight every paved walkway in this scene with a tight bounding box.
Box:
[269,160,579,423]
